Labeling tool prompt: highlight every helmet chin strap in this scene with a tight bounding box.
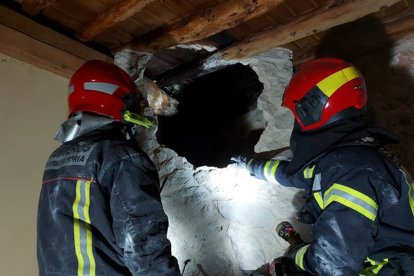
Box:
[123,110,155,128]
[55,112,115,143]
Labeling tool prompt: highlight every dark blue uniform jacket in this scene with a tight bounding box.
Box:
[37,124,181,276]
[248,141,414,275]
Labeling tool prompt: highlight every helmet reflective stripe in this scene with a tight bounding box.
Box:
[317,66,360,97]
[84,82,119,95]
[68,85,75,95]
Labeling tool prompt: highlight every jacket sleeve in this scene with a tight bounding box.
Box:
[292,168,379,275]
[109,153,181,275]
[247,159,307,189]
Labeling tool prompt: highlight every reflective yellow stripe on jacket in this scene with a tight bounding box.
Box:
[72,179,96,276]
[303,165,315,179]
[324,184,378,221]
[294,244,310,270]
[263,160,281,183]
[409,182,414,216]
[359,258,389,275]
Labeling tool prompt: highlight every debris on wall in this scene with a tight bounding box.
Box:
[115,49,179,116]
[116,48,305,275]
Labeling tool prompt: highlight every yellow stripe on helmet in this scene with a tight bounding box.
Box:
[317,66,361,97]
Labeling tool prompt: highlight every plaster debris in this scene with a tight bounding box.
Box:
[131,48,306,275]
[115,49,179,116]
[173,43,217,52]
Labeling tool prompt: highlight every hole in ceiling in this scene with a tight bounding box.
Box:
[156,63,264,168]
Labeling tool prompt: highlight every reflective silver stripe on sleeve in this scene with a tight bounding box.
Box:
[312,173,323,209]
[312,174,321,191]
[84,82,119,95]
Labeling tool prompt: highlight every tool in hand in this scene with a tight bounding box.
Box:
[275,221,304,247]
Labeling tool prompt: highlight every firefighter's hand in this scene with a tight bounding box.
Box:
[230,155,250,170]
[268,256,301,276]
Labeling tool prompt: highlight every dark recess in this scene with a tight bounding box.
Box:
[157,63,264,168]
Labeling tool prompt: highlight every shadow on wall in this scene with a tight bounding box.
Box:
[315,15,414,174]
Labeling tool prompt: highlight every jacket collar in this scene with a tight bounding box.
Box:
[55,112,116,143]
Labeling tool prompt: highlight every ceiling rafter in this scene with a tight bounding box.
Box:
[293,7,414,65]
[76,0,159,42]
[17,0,57,16]
[124,0,285,52]
[156,0,402,92]
[218,0,401,60]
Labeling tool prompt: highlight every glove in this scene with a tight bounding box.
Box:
[230,155,250,169]
[269,257,299,276]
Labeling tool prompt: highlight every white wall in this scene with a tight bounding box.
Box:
[0,53,67,275]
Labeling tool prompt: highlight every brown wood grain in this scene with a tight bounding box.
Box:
[126,0,285,52]
[219,0,401,60]
[20,0,57,16]
[76,0,159,41]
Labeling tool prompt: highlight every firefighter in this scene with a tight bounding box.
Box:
[37,60,181,275]
[235,58,414,275]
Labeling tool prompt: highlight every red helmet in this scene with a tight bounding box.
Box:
[282,58,367,131]
[68,60,139,121]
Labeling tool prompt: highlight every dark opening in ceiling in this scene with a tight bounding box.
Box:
[157,63,264,168]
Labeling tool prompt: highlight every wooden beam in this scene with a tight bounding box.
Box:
[156,0,403,93]
[18,0,57,16]
[0,5,112,62]
[0,4,176,114]
[76,0,159,42]
[126,0,285,52]
[0,20,176,115]
[292,5,414,65]
[0,23,84,78]
[219,0,401,60]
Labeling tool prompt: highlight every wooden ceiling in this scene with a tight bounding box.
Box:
[1,0,414,94]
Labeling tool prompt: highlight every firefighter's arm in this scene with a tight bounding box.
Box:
[109,155,181,276]
[246,158,307,188]
[290,181,378,275]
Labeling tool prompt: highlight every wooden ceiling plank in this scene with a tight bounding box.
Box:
[76,0,159,41]
[0,23,84,78]
[218,0,401,60]
[0,5,111,62]
[0,19,174,115]
[292,8,414,65]
[156,0,405,91]
[125,0,286,52]
[19,0,57,16]
[309,0,319,8]
[281,2,297,16]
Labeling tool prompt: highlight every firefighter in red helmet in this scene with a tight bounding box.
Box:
[37,60,181,275]
[233,58,414,275]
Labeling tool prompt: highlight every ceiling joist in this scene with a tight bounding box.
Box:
[76,0,159,42]
[126,0,285,52]
[17,0,56,16]
[219,0,401,60]
[0,5,111,62]
[0,4,173,115]
[293,7,414,65]
[156,0,402,92]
